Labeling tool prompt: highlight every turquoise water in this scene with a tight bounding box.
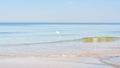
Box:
[0,23,120,57]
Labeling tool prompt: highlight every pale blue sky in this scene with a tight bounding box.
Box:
[0,0,120,22]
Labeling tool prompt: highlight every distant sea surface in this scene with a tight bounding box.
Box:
[0,23,120,44]
[0,23,120,57]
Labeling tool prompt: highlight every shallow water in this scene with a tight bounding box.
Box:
[0,23,120,56]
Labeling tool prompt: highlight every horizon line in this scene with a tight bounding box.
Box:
[0,22,120,25]
[0,22,120,23]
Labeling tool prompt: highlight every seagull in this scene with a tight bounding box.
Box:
[56,31,60,34]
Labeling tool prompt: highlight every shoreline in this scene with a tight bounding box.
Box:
[0,55,120,68]
[0,51,120,58]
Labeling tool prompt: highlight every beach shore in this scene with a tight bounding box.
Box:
[0,57,113,68]
[0,51,120,68]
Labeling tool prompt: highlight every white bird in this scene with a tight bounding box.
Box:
[56,31,60,34]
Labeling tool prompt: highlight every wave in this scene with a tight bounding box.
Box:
[12,38,82,46]
[0,37,118,47]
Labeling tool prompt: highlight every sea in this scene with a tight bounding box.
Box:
[0,23,120,57]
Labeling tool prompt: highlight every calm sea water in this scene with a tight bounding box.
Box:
[0,23,120,44]
[0,23,120,57]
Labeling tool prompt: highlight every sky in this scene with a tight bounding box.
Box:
[0,0,120,23]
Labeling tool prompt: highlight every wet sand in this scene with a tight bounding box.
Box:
[0,58,113,68]
[0,51,120,68]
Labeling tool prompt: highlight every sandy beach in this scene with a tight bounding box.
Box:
[0,42,120,68]
[0,58,114,68]
[0,51,120,68]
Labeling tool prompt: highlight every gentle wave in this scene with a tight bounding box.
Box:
[0,38,81,46]
[0,37,119,47]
